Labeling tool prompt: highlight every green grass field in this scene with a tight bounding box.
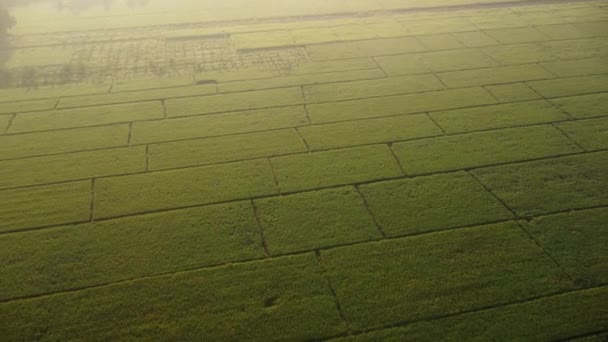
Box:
[1,0,607,340]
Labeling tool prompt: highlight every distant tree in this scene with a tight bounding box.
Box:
[0,0,15,70]
[0,1,14,37]
[0,0,15,33]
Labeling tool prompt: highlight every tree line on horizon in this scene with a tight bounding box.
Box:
[0,0,14,73]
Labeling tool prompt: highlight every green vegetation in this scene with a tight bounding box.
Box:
[307,87,497,123]
[523,208,608,286]
[131,106,309,144]
[148,129,307,170]
[429,100,567,132]
[0,113,10,131]
[9,101,163,133]
[557,117,608,150]
[307,37,425,60]
[482,42,557,64]
[337,287,608,341]
[0,125,130,159]
[1,201,264,299]
[165,88,303,117]
[94,159,277,218]
[0,146,146,189]
[484,83,541,102]
[0,181,91,232]
[271,145,403,192]
[472,152,608,216]
[255,187,380,254]
[437,64,554,88]
[540,57,608,77]
[528,74,608,98]
[359,172,513,236]
[484,27,550,44]
[391,125,581,174]
[0,83,111,100]
[0,98,57,114]
[1,254,346,340]
[298,114,442,151]
[304,74,444,103]
[451,30,499,47]
[1,0,607,339]
[320,222,574,331]
[376,49,499,75]
[551,93,608,118]
[57,84,216,108]
[219,69,385,93]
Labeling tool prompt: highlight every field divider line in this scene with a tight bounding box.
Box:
[145,145,150,172]
[0,220,513,303]
[6,92,603,146]
[535,62,560,78]
[267,158,281,195]
[515,220,577,283]
[1,114,15,134]
[320,284,608,340]
[8,64,603,114]
[468,169,580,282]
[555,328,608,342]
[294,128,311,152]
[2,205,606,305]
[4,32,607,96]
[1,123,606,196]
[315,250,352,336]
[127,122,134,145]
[304,35,608,65]
[0,125,569,187]
[386,143,408,177]
[552,123,587,152]
[3,67,606,126]
[425,112,448,134]
[466,170,519,218]
[1,131,606,193]
[161,99,168,119]
[467,169,578,284]
[89,179,96,222]
[250,200,271,257]
[355,185,387,238]
[371,56,389,77]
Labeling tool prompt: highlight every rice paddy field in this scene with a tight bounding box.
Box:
[0,0,607,340]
